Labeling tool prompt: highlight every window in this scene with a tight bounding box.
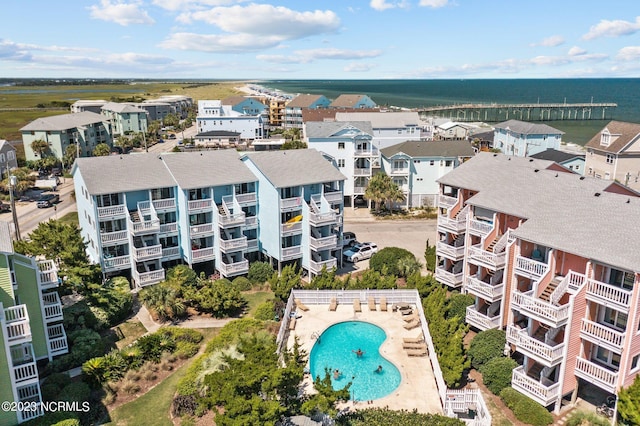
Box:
[606,154,615,164]
[601,132,611,146]
[337,159,345,168]
[430,160,434,166]
[445,160,452,167]
[338,142,345,150]
[601,307,628,331]
[397,129,402,134]
[595,346,621,369]
[631,355,640,372]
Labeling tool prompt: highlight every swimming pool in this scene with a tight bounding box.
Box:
[309,321,401,401]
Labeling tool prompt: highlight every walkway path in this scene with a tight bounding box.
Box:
[134,303,235,334]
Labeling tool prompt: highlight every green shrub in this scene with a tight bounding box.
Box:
[336,407,465,425]
[446,292,475,322]
[232,276,252,291]
[51,420,81,426]
[248,261,274,284]
[59,382,91,405]
[500,387,553,426]
[369,247,414,277]
[479,357,517,395]
[253,300,276,321]
[468,329,507,369]
[68,329,105,365]
[175,341,200,359]
[566,411,611,426]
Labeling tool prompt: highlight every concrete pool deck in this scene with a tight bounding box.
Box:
[286,303,443,414]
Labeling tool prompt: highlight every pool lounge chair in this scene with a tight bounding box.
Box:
[368,296,376,311]
[403,335,424,344]
[403,319,420,330]
[380,297,388,311]
[406,348,428,357]
[288,318,297,330]
[403,313,419,322]
[329,298,338,311]
[295,299,310,312]
[353,299,362,313]
[403,342,427,350]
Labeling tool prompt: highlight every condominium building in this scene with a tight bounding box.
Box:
[72,149,344,288]
[0,225,67,425]
[283,94,331,130]
[435,152,640,413]
[100,102,148,136]
[334,111,429,148]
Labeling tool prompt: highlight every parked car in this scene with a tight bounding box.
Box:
[0,203,10,213]
[343,242,378,263]
[342,231,357,247]
[37,193,59,208]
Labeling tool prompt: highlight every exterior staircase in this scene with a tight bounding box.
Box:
[528,362,544,380]
[539,277,562,302]
[486,236,499,253]
[130,210,141,223]
[533,324,549,341]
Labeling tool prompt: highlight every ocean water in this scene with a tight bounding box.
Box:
[261,79,640,145]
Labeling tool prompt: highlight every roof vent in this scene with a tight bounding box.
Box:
[508,157,511,161]
[595,192,601,197]
[529,159,534,162]
[534,169,539,173]
[627,198,631,204]
[493,153,498,157]
[579,176,585,180]
[555,173,558,177]
[120,156,123,159]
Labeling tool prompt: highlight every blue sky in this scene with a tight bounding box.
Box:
[1,0,640,79]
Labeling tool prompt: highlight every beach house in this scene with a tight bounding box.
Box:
[493,120,563,157]
[197,100,266,140]
[283,94,331,130]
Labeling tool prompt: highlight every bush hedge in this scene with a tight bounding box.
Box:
[500,387,553,426]
[565,411,611,426]
[232,276,252,291]
[468,329,507,369]
[248,261,274,284]
[369,247,414,277]
[479,357,517,395]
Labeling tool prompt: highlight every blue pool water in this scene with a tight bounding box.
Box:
[309,321,401,401]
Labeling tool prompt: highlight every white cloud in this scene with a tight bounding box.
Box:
[257,48,382,64]
[616,46,640,61]
[185,4,340,39]
[0,39,32,61]
[530,35,565,47]
[419,0,448,8]
[568,46,586,56]
[89,0,154,26]
[160,32,283,52]
[370,0,397,11]
[344,62,375,72]
[582,16,640,40]
[151,0,247,12]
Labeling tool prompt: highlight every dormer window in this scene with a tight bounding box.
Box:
[601,130,611,147]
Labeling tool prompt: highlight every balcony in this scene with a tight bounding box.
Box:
[437,215,467,233]
[192,247,215,261]
[324,191,342,204]
[12,361,38,384]
[280,196,302,211]
[512,366,561,407]
[511,291,569,328]
[159,222,178,234]
[467,244,506,270]
[310,235,338,251]
[514,255,549,280]
[246,239,259,252]
[309,258,338,274]
[438,194,458,210]
[104,255,131,272]
[162,246,181,259]
[219,236,248,253]
[129,219,160,236]
[465,276,504,302]
[354,148,377,157]
[281,221,302,235]
[219,212,246,228]
[97,204,126,219]
[244,216,258,228]
[235,192,257,205]
[580,319,625,352]
[468,219,494,237]
[133,269,165,287]
[219,259,249,277]
[435,267,464,288]
[37,260,59,290]
[4,306,31,345]
[309,211,337,226]
[282,245,302,261]
[354,186,367,194]
[190,223,214,236]
[466,305,501,331]
[16,383,43,422]
[507,326,564,366]
[152,198,176,211]
[47,323,68,356]
[436,241,465,261]
[389,167,409,176]
[100,230,128,245]
[42,292,63,323]
[586,279,632,313]
[574,357,618,394]
[188,199,214,212]
[133,245,163,262]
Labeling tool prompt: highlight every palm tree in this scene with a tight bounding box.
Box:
[92,143,112,157]
[30,139,49,158]
[365,172,405,212]
[397,256,423,278]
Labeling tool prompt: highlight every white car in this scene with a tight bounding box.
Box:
[343,242,378,263]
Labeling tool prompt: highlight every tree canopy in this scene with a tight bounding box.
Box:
[92,143,111,157]
[364,172,404,212]
[618,375,640,425]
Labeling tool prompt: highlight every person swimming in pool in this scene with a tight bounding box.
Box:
[375,365,383,373]
[352,348,365,357]
[333,369,342,379]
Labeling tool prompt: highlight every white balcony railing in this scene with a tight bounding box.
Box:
[436,241,465,260]
[100,230,128,244]
[162,246,180,258]
[309,211,337,226]
[280,197,302,210]
[574,357,619,393]
[467,245,506,270]
[188,199,213,212]
[219,212,246,227]
[133,245,163,261]
[12,362,38,384]
[97,204,126,219]
[436,215,467,233]
[310,258,338,273]
[219,236,248,252]
[435,267,464,288]
[133,269,165,287]
[465,276,504,302]
[246,239,259,251]
[37,260,58,290]
[152,198,176,210]
[282,245,302,261]
[42,292,63,323]
[235,192,257,205]
[159,222,178,234]
[104,255,131,271]
[281,222,303,234]
[192,247,215,261]
[354,167,371,176]
[190,223,214,236]
[512,366,561,407]
[244,216,258,227]
[586,279,632,311]
[465,306,501,331]
[390,168,409,175]
[323,191,342,204]
[353,186,367,194]
[219,259,249,276]
[5,305,28,323]
[310,235,338,251]
[511,291,569,327]
[506,326,564,366]
[47,323,68,356]
[468,219,494,236]
[438,194,458,209]
[514,255,549,280]
[580,319,626,351]
[129,219,160,235]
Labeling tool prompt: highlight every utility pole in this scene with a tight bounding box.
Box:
[9,175,20,241]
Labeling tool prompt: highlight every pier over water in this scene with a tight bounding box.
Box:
[418,102,617,122]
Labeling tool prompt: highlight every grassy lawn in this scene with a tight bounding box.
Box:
[111,319,148,349]
[57,211,78,226]
[243,290,274,317]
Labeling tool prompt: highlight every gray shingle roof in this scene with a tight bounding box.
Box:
[160,150,256,189]
[243,149,345,188]
[101,102,146,114]
[493,120,564,135]
[381,140,475,158]
[20,111,106,132]
[529,148,585,163]
[334,111,419,128]
[286,94,327,108]
[329,94,373,108]
[305,121,373,139]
